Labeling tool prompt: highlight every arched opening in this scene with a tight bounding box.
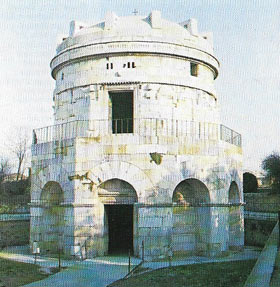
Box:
[40,181,64,254]
[243,172,258,193]
[229,181,240,204]
[98,179,137,255]
[228,181,243,249]
[172,179,210,255]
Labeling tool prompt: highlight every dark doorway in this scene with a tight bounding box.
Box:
[109,91,133,134]
[105,204,134,254]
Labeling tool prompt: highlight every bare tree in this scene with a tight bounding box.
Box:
[0,157,12,183]
[8,130,30,181]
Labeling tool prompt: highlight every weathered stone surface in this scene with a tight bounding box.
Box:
[30,11,243,260]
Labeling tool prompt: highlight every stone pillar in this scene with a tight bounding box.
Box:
[70,182,108,258]
[208,206,229,256]
[29,206,42,248]
[228,205,244,250]
[135,204,173,261]
[172,205,197,255]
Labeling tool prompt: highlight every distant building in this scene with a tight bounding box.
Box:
[30,11,243,260]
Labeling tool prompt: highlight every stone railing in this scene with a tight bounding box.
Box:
[32,119,241,147]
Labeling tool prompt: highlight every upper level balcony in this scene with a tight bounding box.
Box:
[32,119,241,148]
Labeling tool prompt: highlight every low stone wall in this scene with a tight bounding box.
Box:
[0,220,30,248]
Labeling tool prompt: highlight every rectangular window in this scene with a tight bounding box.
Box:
[109,91,133,134]
[127,62,130,68]
[190,62,198,77]
[106,63,109,70]
[132,62,136,68]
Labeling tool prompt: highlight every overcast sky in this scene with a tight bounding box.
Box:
[1,0,279,172]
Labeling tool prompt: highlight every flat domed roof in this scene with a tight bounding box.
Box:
[77,15,191,38]
[56,11,214,55]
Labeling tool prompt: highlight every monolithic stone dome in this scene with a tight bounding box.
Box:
[31,10,243,261]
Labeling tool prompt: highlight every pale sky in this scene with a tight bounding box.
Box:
[1,0,279,172]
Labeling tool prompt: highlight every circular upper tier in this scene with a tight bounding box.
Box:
[51,11,220,82]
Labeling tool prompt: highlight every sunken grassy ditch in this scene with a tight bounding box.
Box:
[109,259,257,287]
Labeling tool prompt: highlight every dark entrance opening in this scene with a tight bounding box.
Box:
[109,91,133,134]
[105,204,134,255]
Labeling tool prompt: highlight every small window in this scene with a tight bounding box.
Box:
[70,89,73,104]
[111,63,113,69]
[61,73,64,80]
[190,63,198,77]
[127,62,130,68]
[132,62,136,68]
[106,63,109,70]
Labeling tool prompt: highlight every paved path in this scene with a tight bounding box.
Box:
[23,261,135,287]
[0,246,141,287]
[0,246,260,287]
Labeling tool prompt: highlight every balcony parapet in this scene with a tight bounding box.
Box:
[32,119,241,147]
[220,124,241,147]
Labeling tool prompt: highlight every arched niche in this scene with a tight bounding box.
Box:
[228,181,243,249]
[39,181,64,254]
[41,181,64,205]
[172,178,211,255]
[172,178,210,205]
[229,181,240,204]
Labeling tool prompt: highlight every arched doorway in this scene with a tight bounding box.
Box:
[243,172,258,193]
[172,179,210,255]
[40,181,64,254]
[98,179,138,254]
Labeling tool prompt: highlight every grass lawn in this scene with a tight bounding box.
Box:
[0,257,53,287]
[109,259,257,287]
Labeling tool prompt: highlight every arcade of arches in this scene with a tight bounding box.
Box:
[33,177,244,258]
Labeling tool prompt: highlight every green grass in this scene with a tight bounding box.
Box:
[245,191,280,212]
[0,257,51,287]
[0,221,29,248]
[109,259,257,287]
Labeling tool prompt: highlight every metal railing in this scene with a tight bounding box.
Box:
[33,120,88,144]
[32,119,241,147]
[220,124,241,147]
[112,118,133,134]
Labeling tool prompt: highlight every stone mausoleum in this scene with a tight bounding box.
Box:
[30,11,244,260]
